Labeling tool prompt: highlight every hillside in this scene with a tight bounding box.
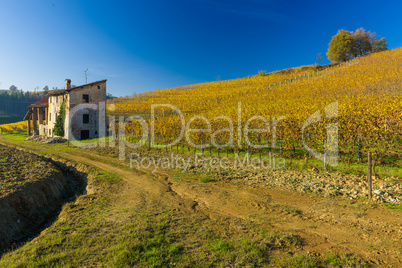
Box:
[108,48,402,160]
[0,92,43,124]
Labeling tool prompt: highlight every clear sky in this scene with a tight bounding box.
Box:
[1,0,401,97]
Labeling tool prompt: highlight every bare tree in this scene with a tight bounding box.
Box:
[316,53,323,65]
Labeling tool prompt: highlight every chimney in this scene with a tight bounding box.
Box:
[65,79,71,89]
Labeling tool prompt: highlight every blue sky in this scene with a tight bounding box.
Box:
[0,0,401,97]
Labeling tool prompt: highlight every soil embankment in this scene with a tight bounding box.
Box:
[0,145,86,250]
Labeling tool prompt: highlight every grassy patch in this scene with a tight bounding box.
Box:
[278,255,320,268]
[200,177,214,183]
[90,169,122,185]
[324,252,368,267]
[0,133,29,142]
[206,238,268,266]
[383,203,402,211]
[105,212,185,267]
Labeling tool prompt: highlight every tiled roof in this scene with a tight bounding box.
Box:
[28,97,49,108]
[46,79,107,96]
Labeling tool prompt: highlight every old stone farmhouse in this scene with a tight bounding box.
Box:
[24,79,107,140]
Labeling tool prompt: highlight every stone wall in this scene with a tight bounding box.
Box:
[65,81,106,140]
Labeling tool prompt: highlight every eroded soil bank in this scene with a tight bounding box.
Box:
[0,145,87,251]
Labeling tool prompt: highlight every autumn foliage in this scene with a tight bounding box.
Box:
[327,28,388,63]
[0,121,27,134]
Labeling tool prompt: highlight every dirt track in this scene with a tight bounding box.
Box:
[0,137,401,267]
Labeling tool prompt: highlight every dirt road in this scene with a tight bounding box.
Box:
[0,136,400,267]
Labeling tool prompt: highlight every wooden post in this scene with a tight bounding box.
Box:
[368,152,372,199]
[323,140,327,169]
[201,134,204,155]
[27,119,31,136]
[358,136,361,162]
[384,116,387,152]
[32,108,37,135]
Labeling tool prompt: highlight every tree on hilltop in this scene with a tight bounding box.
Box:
[352,28,372,57]
[327,28,388,63]
[370,33,388,52]
[327,30,358,63]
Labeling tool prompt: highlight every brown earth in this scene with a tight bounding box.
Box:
[0,137,401,267]
[0,145,70,249]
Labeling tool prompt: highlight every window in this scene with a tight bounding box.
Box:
[83,114,89,124]
[49,113,51,121]
[83,94,89,103]
[49,129,51,135]
[97,85,100,89]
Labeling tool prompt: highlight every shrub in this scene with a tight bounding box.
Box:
[53,101,66,137]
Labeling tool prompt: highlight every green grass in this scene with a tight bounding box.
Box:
[90,169,122,185]
[383,203,402,211]
[279,255,320,268]
[324,252,368,267]
[200,177,214,183]
[105,211,185,267]
[206,238,268,266]
[0,132,30,142]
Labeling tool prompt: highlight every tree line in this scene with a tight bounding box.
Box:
[327,28,388,63]
[0,91,43,118]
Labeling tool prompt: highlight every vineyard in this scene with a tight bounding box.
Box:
[0,121,26,134]
[107,48,402,168]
